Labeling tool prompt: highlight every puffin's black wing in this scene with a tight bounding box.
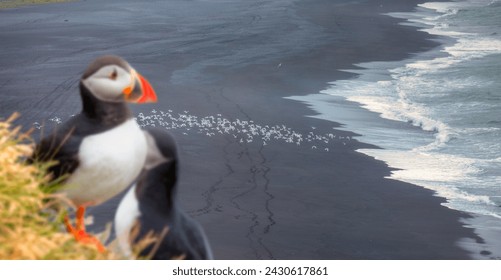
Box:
[30,117,83,181]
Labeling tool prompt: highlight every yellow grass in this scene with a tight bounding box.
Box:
[0,113,121,260]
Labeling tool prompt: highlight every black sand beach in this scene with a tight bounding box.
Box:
[0,0,485,259]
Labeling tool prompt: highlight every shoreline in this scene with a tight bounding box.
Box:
[294,1,501,259]
[0,0,488,259]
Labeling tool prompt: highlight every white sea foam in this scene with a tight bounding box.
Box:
[445,38,501,59]
[321,61,497,205]
[358,148,496,211]
[419,2,460,17]
[323,68,455,150]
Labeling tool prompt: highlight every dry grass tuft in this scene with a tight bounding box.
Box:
[0,113,121,260]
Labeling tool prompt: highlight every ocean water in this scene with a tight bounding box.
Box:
[291,0,501,219]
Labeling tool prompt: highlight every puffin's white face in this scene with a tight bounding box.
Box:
[81,55,158,104]
[82,64,134,102]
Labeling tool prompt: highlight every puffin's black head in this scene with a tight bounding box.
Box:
[137,128,179,210]
[81,55,157,104]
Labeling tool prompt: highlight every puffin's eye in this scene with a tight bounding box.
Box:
[110,69,118,80]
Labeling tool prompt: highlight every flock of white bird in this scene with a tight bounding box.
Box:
[35,109,354,152]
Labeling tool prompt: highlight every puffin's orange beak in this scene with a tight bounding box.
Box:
[123,70,157,103]
[136,73,157,103]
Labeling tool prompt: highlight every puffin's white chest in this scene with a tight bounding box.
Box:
[64,119,147,206]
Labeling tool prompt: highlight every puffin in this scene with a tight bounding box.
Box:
[114,128,213,260]
[31,55,157,251]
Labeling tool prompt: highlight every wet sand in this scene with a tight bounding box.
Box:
[0,0,484,259]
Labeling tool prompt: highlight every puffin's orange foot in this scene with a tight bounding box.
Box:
[64,213,106,253]
[73,229,106,253]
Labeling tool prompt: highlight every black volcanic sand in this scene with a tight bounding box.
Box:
[0,0,484,259]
